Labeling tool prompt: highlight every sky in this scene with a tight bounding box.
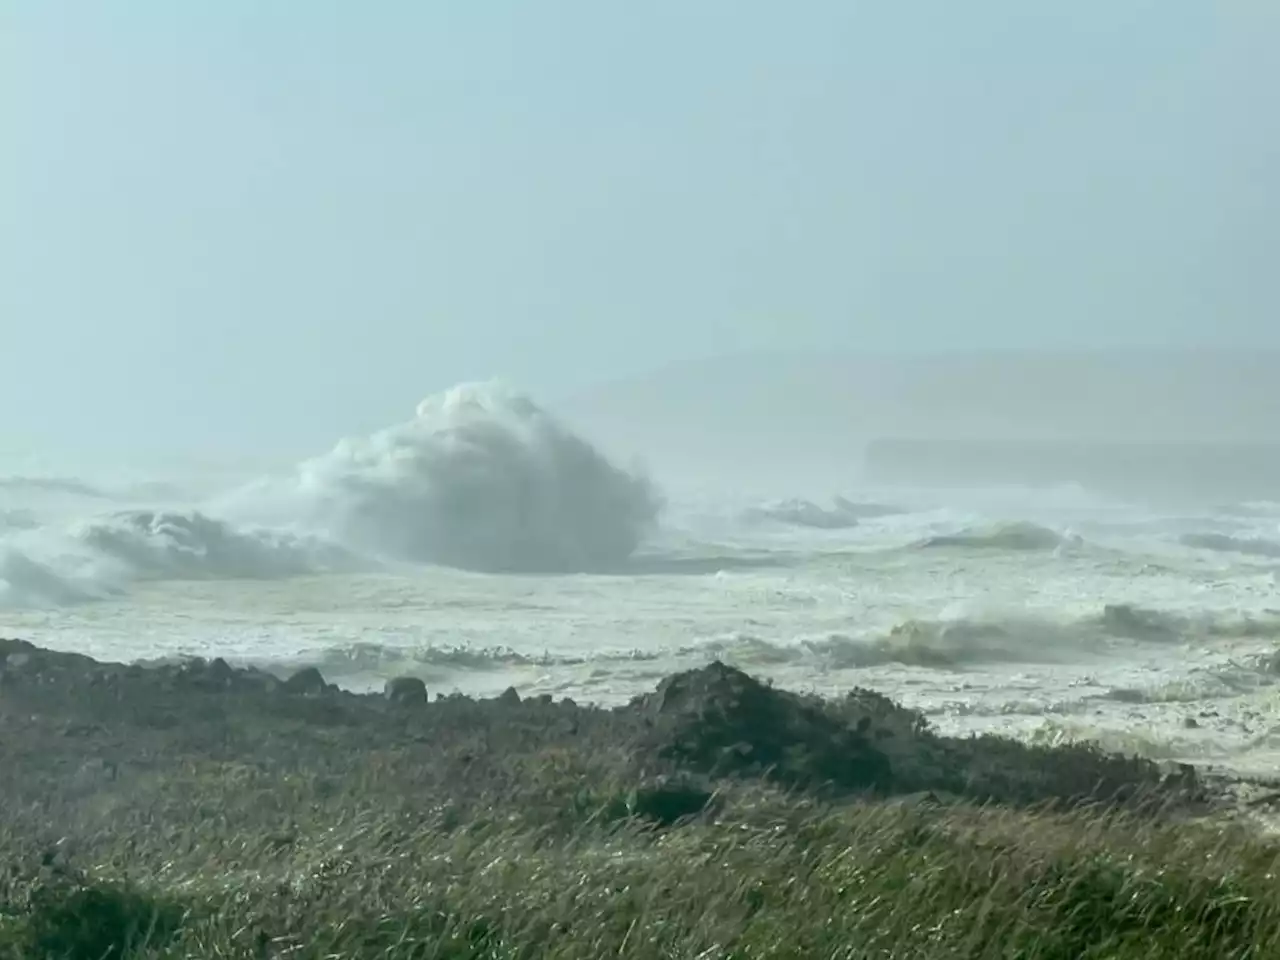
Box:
[2,1,1275,459]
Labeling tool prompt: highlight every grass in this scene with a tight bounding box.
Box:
[2,794,1278,960]
[3,639,1280,958]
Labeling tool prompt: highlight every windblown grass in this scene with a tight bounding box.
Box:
[2,639,1279,958]
[2,792,1278,960]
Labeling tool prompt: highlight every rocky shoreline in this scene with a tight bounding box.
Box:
[0,636,1236,825]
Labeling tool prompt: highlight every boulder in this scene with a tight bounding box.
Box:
[281,667,329,696]
[384,675,428,705]
[641,661,894,793]
[496,686,521,706]
[171,657,236,691]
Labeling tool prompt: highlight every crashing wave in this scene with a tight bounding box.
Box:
[690,606,1280,672]
[741,497,861,530]
[0,509,360,608]
[222,382,662,573]
[188,602,1280,701]
[800,616,1103,669]
[915,520,1071,552]
[255,641,557,688]
[1028,721,1206,762]
[0,383,661,607]
[1180,532,1280,560]
[0,550,104,607]
[830,496,903,519]
[1093,603,1280,643]
[73,509,361,581]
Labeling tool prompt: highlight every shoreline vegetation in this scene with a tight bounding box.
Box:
[3,637,1280,958]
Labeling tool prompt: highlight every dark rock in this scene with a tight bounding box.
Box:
[496,686,521,706]
[642,661,895,793]
[0,637,37,659]
[628,776,716,826]
[281,667,329,696]
[175,657,236,691]
[384,676,428,705]
[207,657,233,681]
[0,636,1217,821]
[1183,716,1200,729]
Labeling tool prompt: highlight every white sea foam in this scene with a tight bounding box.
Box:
[218,605,1280,683]
[1181,532,1280,560]
[740,496,900,531]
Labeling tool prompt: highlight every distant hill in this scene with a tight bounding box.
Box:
[560,349,1280,487]
[864,437,1280,502]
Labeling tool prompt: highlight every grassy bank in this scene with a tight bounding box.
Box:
[2,638,1278,958]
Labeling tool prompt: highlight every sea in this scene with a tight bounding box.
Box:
[2,381,1279,778]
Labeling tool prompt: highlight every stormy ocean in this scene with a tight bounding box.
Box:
[3,380,1279,778]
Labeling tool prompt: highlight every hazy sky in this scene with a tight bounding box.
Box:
[2,2,1274,457]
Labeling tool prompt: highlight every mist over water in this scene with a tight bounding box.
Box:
[3,362,1280,775]
[3,356,1278,607]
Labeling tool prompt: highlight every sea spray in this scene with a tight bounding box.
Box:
[220,381,662,573]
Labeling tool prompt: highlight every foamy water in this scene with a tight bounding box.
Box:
[3,382,1280,776]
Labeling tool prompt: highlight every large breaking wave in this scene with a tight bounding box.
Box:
[0,510,360,607]
[237,603,1280,696]
[0,382,662,606]
[76,510,360,581]
[687,605,1280,672]
[223,381,662,573]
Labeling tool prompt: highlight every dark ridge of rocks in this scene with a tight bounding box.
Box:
[639,661,898,792]
[639,661,1201,810]
[0,639,1211,824]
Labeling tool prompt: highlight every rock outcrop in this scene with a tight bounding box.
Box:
[0,639,1208,818]
[384,676,428,705]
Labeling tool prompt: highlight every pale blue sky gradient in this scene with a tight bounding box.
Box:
[2,2,1274,457]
